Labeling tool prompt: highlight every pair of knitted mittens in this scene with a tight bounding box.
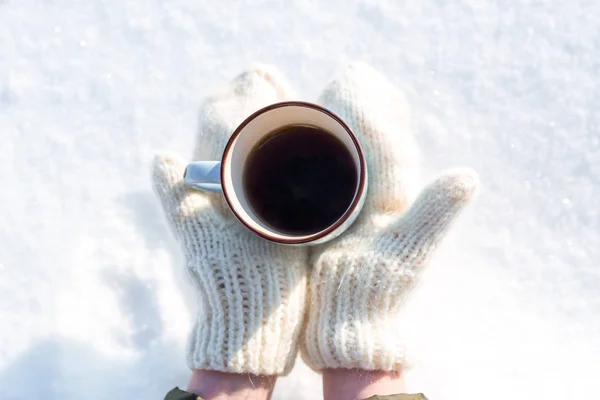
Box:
[152,63,478,375]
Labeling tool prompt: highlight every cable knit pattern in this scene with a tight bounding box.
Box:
[318,63,420,214]
[301,63,479,371]
[152,65,307,375]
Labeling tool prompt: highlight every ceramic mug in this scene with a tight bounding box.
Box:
[184,101,368,245]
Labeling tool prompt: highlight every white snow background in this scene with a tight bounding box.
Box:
[1,0,599,399]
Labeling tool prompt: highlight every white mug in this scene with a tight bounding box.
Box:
[184,101,368,245]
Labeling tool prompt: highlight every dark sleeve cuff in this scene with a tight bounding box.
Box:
[165,387,201,400]
[363,394,428,400]
[165,387,427,400]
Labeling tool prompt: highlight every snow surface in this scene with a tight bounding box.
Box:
[1,0,599,399]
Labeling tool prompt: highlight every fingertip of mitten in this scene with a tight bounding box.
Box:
[250,62,282,81]
[324,61,411,127]
[439,167,480,201]
[152,151,187,189]
[334,62,400,96]
[243,63,297,100]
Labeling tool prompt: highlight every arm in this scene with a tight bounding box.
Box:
[323,369,406,400]
[187,370,275,400]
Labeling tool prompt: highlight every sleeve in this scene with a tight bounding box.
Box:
[164,387,201,400]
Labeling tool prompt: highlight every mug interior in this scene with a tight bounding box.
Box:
[221,102,365,244]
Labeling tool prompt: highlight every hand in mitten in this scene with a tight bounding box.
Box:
[302,63,479,371]
[153,66,308,375]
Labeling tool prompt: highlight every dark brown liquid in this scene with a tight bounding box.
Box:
[243,125,358,235]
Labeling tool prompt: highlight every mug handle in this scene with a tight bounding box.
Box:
[183,161,223,193]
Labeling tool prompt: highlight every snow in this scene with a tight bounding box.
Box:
[1,0,599,399]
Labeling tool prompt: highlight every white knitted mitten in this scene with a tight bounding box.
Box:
[153,65,308,375]
[301,63,479,371]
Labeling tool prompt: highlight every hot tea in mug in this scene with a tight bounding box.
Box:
[243,125,358,236]
[183,101,368,245]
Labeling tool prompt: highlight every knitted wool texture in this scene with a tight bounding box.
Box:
[301,63,479,371]
[152,65,308,375]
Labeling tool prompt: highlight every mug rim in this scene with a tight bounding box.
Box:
[220,101,367,244]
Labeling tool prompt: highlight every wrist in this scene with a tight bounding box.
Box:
[187,370,276,400]
[322,369,406,400]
